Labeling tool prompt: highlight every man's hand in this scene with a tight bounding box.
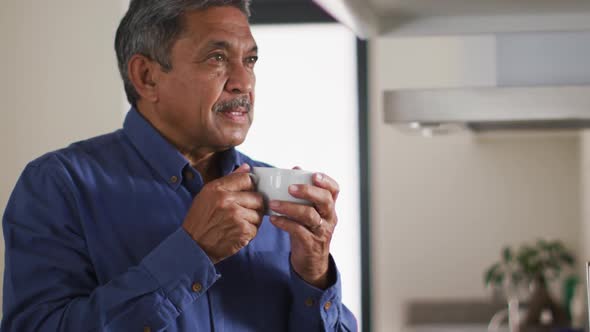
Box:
[268,169,339,289]
[182,163,264,264]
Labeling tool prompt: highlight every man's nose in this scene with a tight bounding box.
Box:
[225,61,254,94]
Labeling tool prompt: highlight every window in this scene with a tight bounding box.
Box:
[239,23,362,324]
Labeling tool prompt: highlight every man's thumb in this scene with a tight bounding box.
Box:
[233,163,251,174]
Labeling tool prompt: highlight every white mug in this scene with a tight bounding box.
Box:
[249,167,313,216]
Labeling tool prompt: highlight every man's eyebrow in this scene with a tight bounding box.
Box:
[204,40,258,53]
[205,40,230,50]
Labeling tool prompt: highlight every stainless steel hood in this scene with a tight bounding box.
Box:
[384,31,590,132]
[312,1,590,132]
[384,86,590,132]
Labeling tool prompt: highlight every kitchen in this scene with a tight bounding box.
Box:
[312,0,590,331]
[2,0,590,332]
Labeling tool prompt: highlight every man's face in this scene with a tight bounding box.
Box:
[154,6,257,152]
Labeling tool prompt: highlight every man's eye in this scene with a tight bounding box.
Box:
[246,56,258,66]
[210,54,226,62]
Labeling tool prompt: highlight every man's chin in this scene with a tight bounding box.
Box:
[217,132,248,149]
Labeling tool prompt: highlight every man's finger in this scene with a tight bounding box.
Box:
[269,215,312,240]
[287,184,334,219]
[269,201,321,230]
[233,204,264,227]
[289,168,339,201]
[232,191,265,213]
[234,163,251,173]
[214,164,254,192]
[312,173,339,200]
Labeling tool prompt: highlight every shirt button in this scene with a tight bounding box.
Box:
[324,301,332,311]
[170,176,178,184]
[192,282,203,293]
[143,326,151,332]
[304,297,315,307]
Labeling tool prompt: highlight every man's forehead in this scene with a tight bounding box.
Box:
[182,7,255,47]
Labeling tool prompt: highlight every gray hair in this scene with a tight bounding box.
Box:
[115,0,252,107]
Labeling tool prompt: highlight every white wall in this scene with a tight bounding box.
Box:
[369,36,582,332]
[0,0,126,308]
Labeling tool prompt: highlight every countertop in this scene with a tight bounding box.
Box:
[404,324,509,332]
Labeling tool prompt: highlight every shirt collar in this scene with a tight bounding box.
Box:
[123,108,242,189]
[218,146,244,176]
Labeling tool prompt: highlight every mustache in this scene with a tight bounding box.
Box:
[213,96,252,113]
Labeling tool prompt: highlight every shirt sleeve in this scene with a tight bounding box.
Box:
[1,158,218,332]
[288,254,358,332]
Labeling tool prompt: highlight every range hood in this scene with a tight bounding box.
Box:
[384,31,590,133]
[313,1,590,132]
[385,86,590,133]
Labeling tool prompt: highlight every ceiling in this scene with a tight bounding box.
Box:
[313,0,590,37]
[368,0,590,17]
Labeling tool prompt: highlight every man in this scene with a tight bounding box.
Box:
[1,0,357,331]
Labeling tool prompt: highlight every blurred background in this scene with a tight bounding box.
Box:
[3,1,590,332]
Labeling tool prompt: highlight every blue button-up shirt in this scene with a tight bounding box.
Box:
[2,108,357,331]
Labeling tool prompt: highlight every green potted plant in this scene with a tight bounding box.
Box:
[484,239,576,331]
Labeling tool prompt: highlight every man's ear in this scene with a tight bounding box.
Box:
[127,54,161,103]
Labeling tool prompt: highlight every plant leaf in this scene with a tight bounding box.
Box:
[538,239,549,250]
[503,247,513,263]
[485,263,501,286]
[561,253,575,265]
[494,274,504,287]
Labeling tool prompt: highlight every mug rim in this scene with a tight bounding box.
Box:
[251,166,313,175]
